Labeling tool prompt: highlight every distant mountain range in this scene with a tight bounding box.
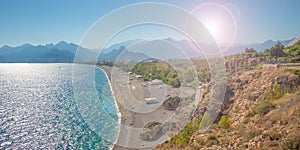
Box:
[0,37,296,63]
[223,38,295,55]
[0,41,148,63]
[0,41,77,63]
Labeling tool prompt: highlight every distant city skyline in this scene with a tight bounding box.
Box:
[1,0,300,47]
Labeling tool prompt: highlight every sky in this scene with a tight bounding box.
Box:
[1,0,300,47]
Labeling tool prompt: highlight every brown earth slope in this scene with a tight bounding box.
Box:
[156,68,300,150]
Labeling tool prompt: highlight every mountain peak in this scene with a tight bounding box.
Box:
[263,39,274,44]
[1,45,12,49]
[55,41,69,46]
[45,43,54,49]
[54,41,78,52]
[21,43,33,47]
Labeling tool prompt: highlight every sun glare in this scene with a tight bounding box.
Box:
[203,20,220,38]
[190,3,238,51]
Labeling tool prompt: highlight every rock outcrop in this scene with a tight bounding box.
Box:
[163,96,180,110]
[140,122,163,141]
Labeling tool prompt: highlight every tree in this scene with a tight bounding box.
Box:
[132,61,180,87]
[167,77,181,87]
[244,48,257,53]
[182,68,196,83]
[197,68,211,83]
[284,41,300,57]
[266,43,284,57]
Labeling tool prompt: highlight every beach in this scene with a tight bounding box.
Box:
[98,65,200,150]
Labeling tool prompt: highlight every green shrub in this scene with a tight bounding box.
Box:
[253,99,275,115]
[218,116,231,129]
[256,62,264,70]
[164,117,201,148]
[284,41,300,57]
[267,83,295,100]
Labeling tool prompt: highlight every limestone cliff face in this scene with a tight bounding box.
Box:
[225,70,300,127]
[156,68,300,150]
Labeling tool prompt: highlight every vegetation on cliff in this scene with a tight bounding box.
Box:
[156,68,300,149]
[155,41,300,149]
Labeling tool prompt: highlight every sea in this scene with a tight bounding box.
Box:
[0,64,120,149]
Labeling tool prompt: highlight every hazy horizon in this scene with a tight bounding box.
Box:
[1,0,300,47]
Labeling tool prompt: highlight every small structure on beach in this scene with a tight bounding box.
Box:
[151,79,164,85]
[144,98,158,104]
[136,75,143,80]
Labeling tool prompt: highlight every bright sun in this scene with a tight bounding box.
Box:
[190,3,238,48]
[203,21,220,38]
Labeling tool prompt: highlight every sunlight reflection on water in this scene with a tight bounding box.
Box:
[0,64,119,149]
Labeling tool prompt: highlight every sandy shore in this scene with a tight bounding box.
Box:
[98,65,199,150]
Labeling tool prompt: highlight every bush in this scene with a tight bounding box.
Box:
[218,116,231,129]
[164,117,201,148]
[253,99,275,115]
[256,62,264,70]
[284,41,300,57]
[197,67,211,83]
[267,84,294,100]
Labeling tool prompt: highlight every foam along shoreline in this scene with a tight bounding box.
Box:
[96,65,121,150]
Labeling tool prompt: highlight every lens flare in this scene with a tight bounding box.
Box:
[188,2,238,53]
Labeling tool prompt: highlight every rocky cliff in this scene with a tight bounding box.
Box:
[156,68,300,149]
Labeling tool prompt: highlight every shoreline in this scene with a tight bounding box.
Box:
[97,65,122,150]
[97,65,190,150]
[98,65,139,149]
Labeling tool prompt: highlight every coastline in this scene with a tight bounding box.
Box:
[97,65,190,150]
[98,65,138,149]
[97,65,122,150]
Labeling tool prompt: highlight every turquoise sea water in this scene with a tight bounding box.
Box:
[0,64,119,149]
